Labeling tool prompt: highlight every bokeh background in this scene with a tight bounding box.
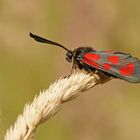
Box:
[0,0,140,139]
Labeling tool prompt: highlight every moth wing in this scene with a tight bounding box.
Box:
[82,51,140,83]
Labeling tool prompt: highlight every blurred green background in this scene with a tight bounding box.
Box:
[0,0,140,139]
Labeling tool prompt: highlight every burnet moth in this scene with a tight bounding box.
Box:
[30,32,140,83]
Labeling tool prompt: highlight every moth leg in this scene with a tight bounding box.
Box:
[79,63,102,83]
[70,59,77,74]
[63,59,76,79]
[97,72,113,84]
[82,63,113,84]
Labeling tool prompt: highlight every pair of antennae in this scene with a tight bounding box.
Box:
[30,32,70,52]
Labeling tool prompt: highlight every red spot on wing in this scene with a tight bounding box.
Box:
[84,53,100,60]
[82,58,99,68]
[108,56,119,64]
[120,63,135,76]
[103,63,112,70]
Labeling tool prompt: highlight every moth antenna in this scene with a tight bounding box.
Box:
[30,32,70,52]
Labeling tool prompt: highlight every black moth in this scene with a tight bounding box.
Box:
[30,33,140,84]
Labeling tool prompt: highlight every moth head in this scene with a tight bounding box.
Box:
[65,51,73,63]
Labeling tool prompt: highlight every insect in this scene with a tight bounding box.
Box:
[30,32,140,83]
